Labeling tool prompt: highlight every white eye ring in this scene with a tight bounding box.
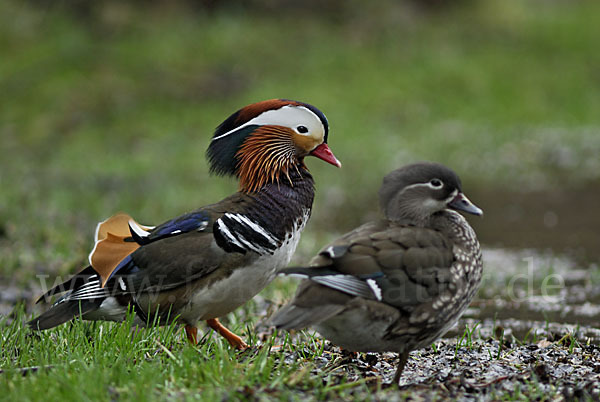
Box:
[296,125,309,134]
[429,179,443,188]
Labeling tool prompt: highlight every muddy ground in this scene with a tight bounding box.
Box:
[281,331,600,400]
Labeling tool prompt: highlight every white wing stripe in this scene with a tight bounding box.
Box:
[225,213,278,246]
[239,235,268,254]
[70,284,104,295]
[216,219,244,249]
[68,288,109,300]
[366,279,383,301]
[129,219,151,238]
[75,282,100,292]
[311,275,376,299]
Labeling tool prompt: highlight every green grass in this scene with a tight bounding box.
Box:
[1,303,381,401]
[1,0,600,399]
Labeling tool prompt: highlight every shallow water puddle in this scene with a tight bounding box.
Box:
[469,185,600,264]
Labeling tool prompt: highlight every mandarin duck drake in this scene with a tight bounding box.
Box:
[29,99,341,349]
[270,162,482,383]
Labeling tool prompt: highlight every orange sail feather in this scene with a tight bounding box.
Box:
[88,213,153,287]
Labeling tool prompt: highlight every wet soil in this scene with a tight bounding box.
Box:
[303,335,600,400]
[464,248,600,343]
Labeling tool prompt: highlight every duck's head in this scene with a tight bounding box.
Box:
[206,99,341,193]
[378,162,483,225]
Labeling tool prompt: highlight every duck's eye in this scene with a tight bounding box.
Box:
[297,125,309,134]
[429,179,443,188]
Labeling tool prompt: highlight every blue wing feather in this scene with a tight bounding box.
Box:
[104,254,139,283]
[130,211,210,245]
[107,211,210,282]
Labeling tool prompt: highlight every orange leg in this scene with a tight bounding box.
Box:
[185,324,198,344]
[206,318,248,350]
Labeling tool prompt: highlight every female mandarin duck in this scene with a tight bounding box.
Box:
[270,162,482,383]
[29,99,341,349]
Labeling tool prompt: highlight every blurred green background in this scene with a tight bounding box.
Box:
[1,0,600,286]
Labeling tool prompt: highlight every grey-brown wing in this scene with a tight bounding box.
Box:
[283,223,456,310]
[122,230,256,293]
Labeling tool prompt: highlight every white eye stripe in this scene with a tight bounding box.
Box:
[400,181,445,193]
[212,105,324,142]
[443,189,459,204]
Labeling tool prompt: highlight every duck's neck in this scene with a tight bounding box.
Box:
[241,167,315,240]
[431,209,482,268]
